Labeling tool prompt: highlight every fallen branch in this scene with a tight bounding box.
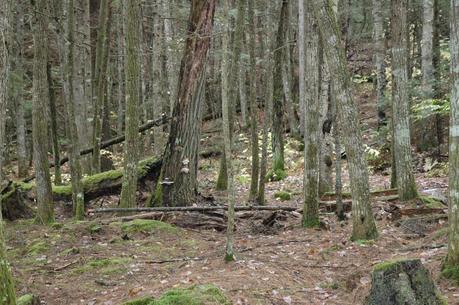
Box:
[54,259,80,272]
[23,115,170,182]
[144,257,204,264]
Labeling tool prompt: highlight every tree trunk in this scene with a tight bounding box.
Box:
[310,0,378,240]
[302,1,321,228]
[65,0,85,220]
[372,0,387,132]
[271,1,288,179]
[248,0,259,200]
[0,0,17,302]
[47,63,62,186]
[154,0,216,206]
[444,0,459,274]
[31,0,54,224]
[120,0,141,208]
[421,0,435,97]
[391,0,418,201]
[91,0,111,173]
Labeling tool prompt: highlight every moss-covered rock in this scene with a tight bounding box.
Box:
[366,259,446,305]
[121,285,231,305]
[419,195,445,209]
[274,191,292,201]
[17,294,40,305]
[121,219,177,234]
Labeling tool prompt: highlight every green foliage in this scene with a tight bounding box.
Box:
[274,191,291,201]
[411,98,450,122]
[75,257,131,274]
[121,220,177,234]
[266,168,287,182]
[441,265,459,284]
[27,240,48,256]
[17,294,36,305]
[122,297,155,305]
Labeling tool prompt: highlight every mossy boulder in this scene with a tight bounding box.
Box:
[122,285,232,305]
[366,259,447,305]
[121,219,178,234]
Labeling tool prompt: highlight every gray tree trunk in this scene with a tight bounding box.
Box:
[120,0,141,208]
[31,0,54,224]
[391,0,418,201]
[310,0,378,240]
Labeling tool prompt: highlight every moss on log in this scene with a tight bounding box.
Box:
[1,158,161,220]
[366,259,447,305]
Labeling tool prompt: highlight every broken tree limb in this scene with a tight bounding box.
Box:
[23,115,170,182]
[92,205,300,213]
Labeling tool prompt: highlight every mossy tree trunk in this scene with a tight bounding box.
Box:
[91,0,111,174]
[120,0,141,208]
[31,0,54,224]
[0,0,17,303]
[221,0,235,262]
[391,0,418,201]
[271,0,288,177]
[445,0,459,271]
[248,0,259,201]
[155,0,216,206]
[302,1,321,228]
[65,0,85,220]
[310,0,378,240]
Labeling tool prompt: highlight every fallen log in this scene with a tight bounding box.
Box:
[23,115,170,182]
[92,205,300,213]
[321,188,398,201]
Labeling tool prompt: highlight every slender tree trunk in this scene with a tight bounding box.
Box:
[91,0,111,173]
[238,61,248,128]
[65,0,85,219]
[154,0,216,206]
[310,0,378,240]
[257,0,274,205]
[302,1,321,228]
[445,0,459,271]
[372,0,387,131]
[271,0,288,178]
[391,0,418,201]
[47,63,62,186]
[248,0,259,200]
[0,0,17,302]
[421,0,435,97]
[32,0,54,224]
[221,0,236,262]
[120,0,141,208]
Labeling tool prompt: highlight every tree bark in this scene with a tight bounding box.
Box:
[154,0,216,206]
[31,0,54,224]
[0,0,17,302]
[445,0,459,272]
[391,0,418,201]
[120,0,141,208]
[302,1,321,228]
[310,0,378,240]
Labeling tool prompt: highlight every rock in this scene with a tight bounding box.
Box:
[365,259,447,305]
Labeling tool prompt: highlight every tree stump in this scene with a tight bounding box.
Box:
[365,259,446,305]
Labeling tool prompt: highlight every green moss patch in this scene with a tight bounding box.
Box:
[266,169,287,182]
[274,191,291,201]
[442,265,459,284]
[419,196,445,209]
[121,219,177,234]
[75,257,131,275]
[17,294,38,305]
[27,240,49,256]
[373,258,408,272]
[122,285,231,305]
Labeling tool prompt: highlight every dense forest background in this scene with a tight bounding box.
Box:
[1,0,459,304]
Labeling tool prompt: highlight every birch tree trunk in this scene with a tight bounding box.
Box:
[444,0,459,273]
[421,0,435,97]
[310,0,378,240]
[155,0,216,206]
[391,0,418,201]
[302,1,321,228]
[120,0,141,208]
[0,0,17,302]
[31,0,54,224]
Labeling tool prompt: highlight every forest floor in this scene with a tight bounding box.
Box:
[5,82,459,305]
